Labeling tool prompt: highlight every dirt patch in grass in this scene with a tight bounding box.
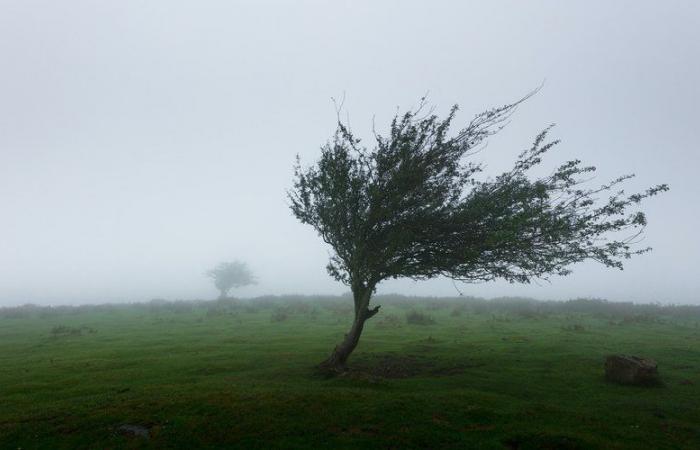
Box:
[500,336,530,343]
[348,353,477,379]
[351,354,432,378]
[462,423,495,432]
[328,424,380,436]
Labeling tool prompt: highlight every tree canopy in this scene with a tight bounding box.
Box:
[206,261,256,299]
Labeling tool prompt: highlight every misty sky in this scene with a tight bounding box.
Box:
[1,1,698,306]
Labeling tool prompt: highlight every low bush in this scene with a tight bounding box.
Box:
[406,310,436,326]
[50,325,96,336]
[376,314,402,328]
[270,309,289,323]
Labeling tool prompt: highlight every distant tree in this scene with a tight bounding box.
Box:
[289,92,668,373]
[206,261,256,299]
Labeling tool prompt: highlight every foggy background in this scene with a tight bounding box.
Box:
[1,1,697,306]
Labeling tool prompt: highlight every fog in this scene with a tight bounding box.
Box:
[1,1,698,306]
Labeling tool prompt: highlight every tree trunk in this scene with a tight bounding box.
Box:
[319,286,380,374]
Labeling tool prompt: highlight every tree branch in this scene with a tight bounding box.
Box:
[364,305,381,320]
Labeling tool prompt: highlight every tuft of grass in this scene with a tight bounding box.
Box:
[376,313,402,328]
[406,310,436,325]
[270,309,289,322]
[50,325,96,336]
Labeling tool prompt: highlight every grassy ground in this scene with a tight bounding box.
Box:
[1,296,699,449]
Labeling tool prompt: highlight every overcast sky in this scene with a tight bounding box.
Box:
[1,1,698,306]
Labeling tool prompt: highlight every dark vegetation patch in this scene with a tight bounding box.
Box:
[115,423,150,439]
[420,335,440,344]
[205,298,241,317]
[50,325,96,337]
[376,313,402,328]
[4,294,700,322]
[501,335,530,343]
[320,301,353,317]
[561,323,586,332]
[349,353,472,379]
[269,303,319,322]
[620,314,665,325]
[350,354,436,378]
[270,308,289,323]
[502,433,587,450]
[328,424,380,436]
[451,305,467,316]
[411,336,443,353]
[425,300,452,311]
[406,310,436,325]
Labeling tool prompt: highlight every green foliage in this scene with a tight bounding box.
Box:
[290,92,667,292]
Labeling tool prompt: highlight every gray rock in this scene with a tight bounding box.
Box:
[605,355,661,386]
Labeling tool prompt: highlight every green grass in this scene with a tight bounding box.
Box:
[1,297,699,449]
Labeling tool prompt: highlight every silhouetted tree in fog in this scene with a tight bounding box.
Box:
[289,91,668,373]
[206,261,256,299]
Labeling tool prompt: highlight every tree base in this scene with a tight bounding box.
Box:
[316,355,349,377]
[316,301,381,377]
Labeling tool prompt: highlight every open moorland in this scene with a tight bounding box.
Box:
[1,296,699,449]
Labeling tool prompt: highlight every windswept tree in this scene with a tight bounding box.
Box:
[289,93,667,373]
[206,261,256,299]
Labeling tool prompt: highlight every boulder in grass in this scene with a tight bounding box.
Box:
[604,355,661,386]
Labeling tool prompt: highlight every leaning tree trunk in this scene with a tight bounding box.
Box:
[319,286,380,374]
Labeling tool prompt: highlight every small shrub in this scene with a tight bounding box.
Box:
[515,309,544,319]
[322,302,353,316]
[487,314,511,323]
[621,314,662,325]
[450,305,468,317]
[377,314,402,328]
[286,302,314,315]
[0,304,40,319]
[406,310,436,326]
[245,297,278,313]
[50,325,96,337]
[270,309,289,323]
[206,307,234,318]
[167,302,196,314]
[38,306,73,319]
[147,300,198,315]
[426,300,450,311]
[470,302,491,315]
[205,299,241,318]
[561,323,586,332]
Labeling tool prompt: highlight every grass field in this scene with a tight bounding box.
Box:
[1,296,699,449]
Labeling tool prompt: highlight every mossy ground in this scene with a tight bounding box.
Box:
[1,297,699,449]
